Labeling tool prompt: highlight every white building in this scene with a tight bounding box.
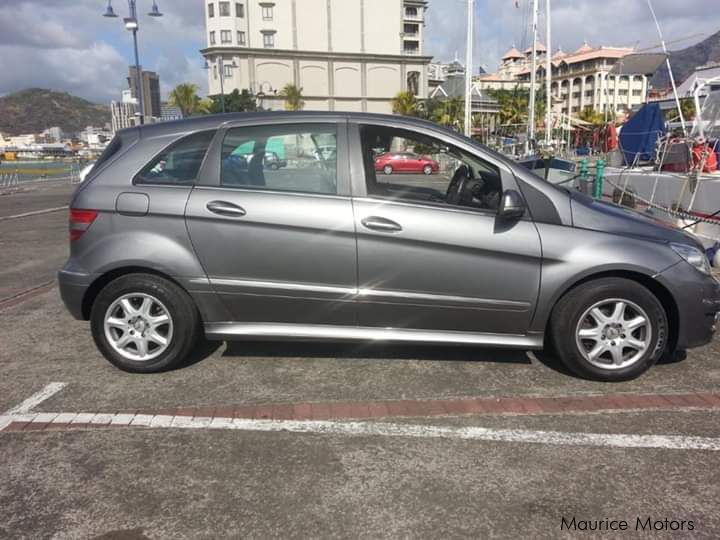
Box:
[202,0,433,113]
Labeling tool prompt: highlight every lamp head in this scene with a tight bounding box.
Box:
[103,0,118,17]
[148,1,163,17]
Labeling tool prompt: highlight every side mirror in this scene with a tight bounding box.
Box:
[497,189,525,219]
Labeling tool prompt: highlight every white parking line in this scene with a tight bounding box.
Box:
[3,410,720,451]
[3,382,67,415]
[0,206,68,222]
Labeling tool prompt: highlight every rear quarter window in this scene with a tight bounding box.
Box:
[135,130,216,186]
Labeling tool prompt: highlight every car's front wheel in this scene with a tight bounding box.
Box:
[550,278,667,381]
[383,165,393,175]
[423,165,433,175]
[90,273,200,373]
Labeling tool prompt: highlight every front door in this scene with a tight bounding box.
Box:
[185,120,357,325]
[351,123,542,335]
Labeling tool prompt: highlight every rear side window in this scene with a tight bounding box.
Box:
[135,130,216,186]
[220,124,338,195]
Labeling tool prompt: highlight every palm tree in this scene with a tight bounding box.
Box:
[578,107,605,126]
[391,91,418,117]
[281,84,304,111]
[433,97,465,131]
[168,83,203,117]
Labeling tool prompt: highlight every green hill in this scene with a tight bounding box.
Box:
[0,88,111,136]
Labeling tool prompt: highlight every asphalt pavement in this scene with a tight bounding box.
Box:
[2,180,720,539]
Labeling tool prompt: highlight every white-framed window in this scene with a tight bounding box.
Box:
[224,64,233,78]
[209,31,216,45]
[213,65,218,80]
[235,2,244,17]
[220,30,232,44]
[237,31,246,45]
[262,4,274,20]
[262,32,275,48]
[208,3,214,17]
[219,1,230,16]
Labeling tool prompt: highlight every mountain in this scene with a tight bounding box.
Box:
[0,88,111,136]
[651,30,720,89]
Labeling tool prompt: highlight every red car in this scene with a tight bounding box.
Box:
[374,152,440,175]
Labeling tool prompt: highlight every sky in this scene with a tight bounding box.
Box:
[0,0,717,104]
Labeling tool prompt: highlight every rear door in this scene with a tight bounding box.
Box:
[185,118,357,325]
[349,121,542,335]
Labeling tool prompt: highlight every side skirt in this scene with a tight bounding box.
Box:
[204,323,544,349]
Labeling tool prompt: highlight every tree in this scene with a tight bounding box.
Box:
[281,84,304,111]
[391,91,419,117]
[168,83,204,117]
[207,89,259,114]
[432,97,465,131]
[578,106,605,126]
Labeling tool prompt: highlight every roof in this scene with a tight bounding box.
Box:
[523,42,546,54]
[502,47,524,60]
[608,53,666,77]
[676,63,720,96]
[430,75,498,106]
[574,41,593,54]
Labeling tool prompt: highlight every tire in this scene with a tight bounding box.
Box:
[423,165,433,175]
[550,278,667,381]
[90,273,200,373]
[383,165,393,175]
[269,163,279,170]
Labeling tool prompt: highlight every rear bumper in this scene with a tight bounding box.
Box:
[657,262,720,350]
[57,267,96,320]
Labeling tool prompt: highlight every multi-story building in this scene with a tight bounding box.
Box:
[478,42,650,116]
[111,91,139,133]
[128,67,162,119]
[201,0,433,113]
[515,43,649,116]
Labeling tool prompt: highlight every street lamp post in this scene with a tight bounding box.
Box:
[204,58,238,113]
[103,0,163,125]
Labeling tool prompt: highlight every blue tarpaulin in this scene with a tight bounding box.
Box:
[619,103,665,165]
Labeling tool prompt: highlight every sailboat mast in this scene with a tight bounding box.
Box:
[545,0,552,145]
[464,0,475,138]
[528,0,539,151]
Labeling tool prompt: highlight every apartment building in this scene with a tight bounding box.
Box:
[202,0,432,113]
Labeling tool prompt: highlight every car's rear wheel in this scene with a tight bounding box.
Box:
[383,165,393,175]
[90,273,200,373]
[269,163,279,170]
[550,278,667,381]
[423,165,433,175]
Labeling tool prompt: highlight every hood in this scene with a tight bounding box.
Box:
[569,190,703,249]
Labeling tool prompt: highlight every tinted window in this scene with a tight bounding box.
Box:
[136,130,216,186]
[360,125,503,212]
[221,124,338,195]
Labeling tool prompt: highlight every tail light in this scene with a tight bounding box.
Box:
[69,209,98,241]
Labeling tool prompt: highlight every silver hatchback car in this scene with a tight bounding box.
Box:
[59,112,720,381]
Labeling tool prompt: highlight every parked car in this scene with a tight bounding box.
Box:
[59,112,720,381]
[238,151,287,170]
[375,152,439,175]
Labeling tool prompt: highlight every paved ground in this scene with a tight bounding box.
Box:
[2,181,720,538]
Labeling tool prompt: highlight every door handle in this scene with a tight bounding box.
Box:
[361,216,402,233]
[206,200,246,217]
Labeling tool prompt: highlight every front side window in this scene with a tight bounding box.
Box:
[136,131,216,186]
[360,125,503,212]
[220,30,232,43]
[219,1,230,16]
[208,2,214,17]
[262,32,275,48]
[221,124,338,195]
[236,2,244,17]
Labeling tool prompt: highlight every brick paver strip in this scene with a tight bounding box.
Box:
[5,393,720,434]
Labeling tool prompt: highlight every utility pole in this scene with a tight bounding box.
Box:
[544,0,552,146]
[464,0,474,137]
[527,0,539,154]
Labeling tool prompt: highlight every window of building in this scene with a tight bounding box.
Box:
[223,64,233,78]
[221,30,232,43]
[360,125,503,213]
[221,124,338,196]
[262,31,275,48]
[209,31,216,45]
[407,71,420,96]
[405,6,418,17]
[135,131,216,186]
[237,31,246,45]
[632,89,643,97]
[619,89,628,96]
[403,23,419,36]
[213,65,218,80]
[219,1,230,16]
[208,2,214,17]
[261,4,274,20]
[235,2,244,17]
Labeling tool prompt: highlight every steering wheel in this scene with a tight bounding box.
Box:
[445,165,471,205]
